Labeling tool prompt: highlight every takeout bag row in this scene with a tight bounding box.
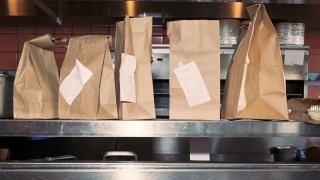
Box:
[13,4,289,120]
[14,16,155,120]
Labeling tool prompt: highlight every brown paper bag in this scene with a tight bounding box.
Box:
[288,98,320,124]
[58,35,118,119]
[14,34,63,119]
[167,20,220,120]
[221,4,289,120]
[115,16,156,120]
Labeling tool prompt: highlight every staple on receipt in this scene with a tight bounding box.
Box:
[174,61,211,107]
[59,59,93,105]
[120,53,137,103]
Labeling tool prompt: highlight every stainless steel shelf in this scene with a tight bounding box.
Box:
[0,162,319,180]
[153,44,310,55]
[0,120,320,137]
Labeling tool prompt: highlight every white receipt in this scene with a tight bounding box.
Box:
[174,61,211,107]
[284,50,304,66]
[120,53,136,103]
[59,59,93,105]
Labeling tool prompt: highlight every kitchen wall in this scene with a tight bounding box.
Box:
[0,25,319,97]
[0,25,164,69]
[306,30,320,98]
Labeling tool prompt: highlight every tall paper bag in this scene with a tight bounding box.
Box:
[59,35,118,119]
[221,4,289,120]
[167,20,220,120]
[115,16,156,119]
[14,34,64,119]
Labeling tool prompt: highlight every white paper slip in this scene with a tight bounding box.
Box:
[59,59,93,106]
[174,61,211,107]
[284,50,304,66]
[120,53,136,103]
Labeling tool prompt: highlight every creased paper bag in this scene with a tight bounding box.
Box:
[221,4,289,120]
[288,98,320,124]
[59,35,118,119]
[167,20,220,120]
[14,34,64,119]
[115,16,156,120]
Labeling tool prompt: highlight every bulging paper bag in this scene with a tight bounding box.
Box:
[167,20,220,120]
[14,34,63,119]
[288,98,320,124]
[115,16,156,119]
[59,35,118,119]
[221,4,289,120]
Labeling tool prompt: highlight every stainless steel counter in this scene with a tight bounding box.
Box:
[0,46,313,179]
[0,120,319,137]
[0,162,319,180]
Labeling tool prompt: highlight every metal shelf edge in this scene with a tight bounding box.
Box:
[0,120,319,137]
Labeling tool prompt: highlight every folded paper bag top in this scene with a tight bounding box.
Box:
[28,35,67,49]
[14,34,64,119]
[58,35,118,119]
[221,4,289,120]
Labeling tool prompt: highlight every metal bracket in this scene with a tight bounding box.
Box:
[32,0,63,25]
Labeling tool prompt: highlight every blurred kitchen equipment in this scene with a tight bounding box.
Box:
[152,138,190,161]
[211,153,273,163]
[103,151,137,162]
[31,155,77,162]
[307,105,320,121]
[220,19,240,45]
[306,147,320,162]
[115,138,190,162]
[0,71,13,119]
[0,148,8,160]
[32,0,63,25]
[271,146,298,162]
[243,0,270,2]
[239,20,250,41]
[273,0,306,3]
[296,149,307,162]
[276,22,305,46]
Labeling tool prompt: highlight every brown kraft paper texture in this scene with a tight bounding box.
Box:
[167,20,220,120]
[221,4,289,120]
